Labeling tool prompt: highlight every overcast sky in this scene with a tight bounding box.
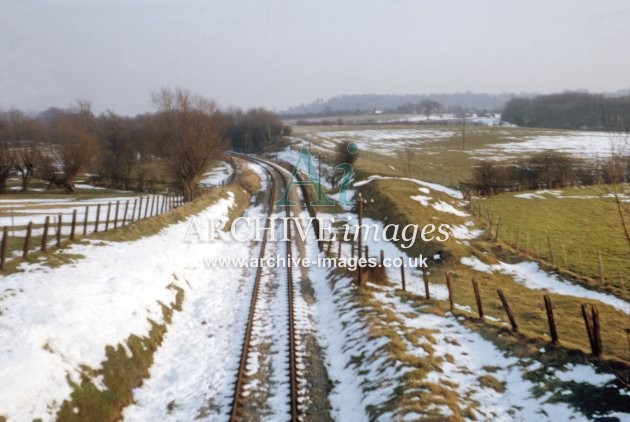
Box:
[1,0,629,115]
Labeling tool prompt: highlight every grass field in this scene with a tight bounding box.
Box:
[294,124,626,187]
[480,186,630,300]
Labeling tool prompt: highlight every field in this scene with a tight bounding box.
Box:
[287,123,630,365]
[480,186,630,299]
[294,124,627,186]
[294,124,630,289]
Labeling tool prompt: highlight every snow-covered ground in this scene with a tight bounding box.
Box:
[123,202,264,421]
[0,194,159,229]
[485,131,628,158]
[0,193,236,421]
[313,129,456,156]
[200,161,233,187]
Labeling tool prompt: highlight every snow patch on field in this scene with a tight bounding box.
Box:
[449,224,483,240]
[487,131,627,158]
[431,200,469,217]
[460,256,629,312]
[354,175,463,199]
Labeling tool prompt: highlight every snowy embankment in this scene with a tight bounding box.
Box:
[372,290,624,420]
[123,202,264,421]
[0,193,236,421]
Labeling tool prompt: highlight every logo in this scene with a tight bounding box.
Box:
[275,144,357,206]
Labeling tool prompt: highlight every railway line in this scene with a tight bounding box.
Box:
[228,153,301,422]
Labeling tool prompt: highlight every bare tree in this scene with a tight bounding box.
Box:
[40,122,100,193]
[15,142,41,192]
[151,88,227,201]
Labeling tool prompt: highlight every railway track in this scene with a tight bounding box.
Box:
[228,153,300,422]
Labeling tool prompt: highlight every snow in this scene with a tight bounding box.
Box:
[487,131,628,158]
[555,364,616,385]
[0,193,236,421]
[410,194,431,207]
[354,175,463,199]
[372,289,618,421]
[304,227,368,420]
[123,202,261,421]
[431,200,469,217]
[460,256,629,312]
[449,224,483,240]
[514,193,546,199]
[200,161,233,186]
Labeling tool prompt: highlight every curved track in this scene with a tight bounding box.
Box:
[228,153,300,422]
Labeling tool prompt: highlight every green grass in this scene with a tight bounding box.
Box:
[480,186,630,299]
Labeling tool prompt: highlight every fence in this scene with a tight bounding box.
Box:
[0,193,184,271]
[321,236,609,359]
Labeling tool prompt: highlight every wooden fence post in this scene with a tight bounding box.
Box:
[422,267,430,300]
[41,216,50,252]
[337,240,341,258]
[83,205,89,236]
[56,213,62,247]
[581,303,595,353]
[380,250,384,266]
[400,262,406,291]
[114,201,120,228]
[472,278,484,320]
[357,266,363,286]
[94,204,101,233]
[497,289,518,333]
[591,306,603,358]
[23,222,32,258]
[543,295,558,344]
[581,304,603,358]
[105,203,111,231]
[70,209,77,241]
[445,272,454,312]
[364,245,368,259]
[326,240,332,254]
[0,226,7,270]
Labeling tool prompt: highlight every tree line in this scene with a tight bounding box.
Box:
[502,92,630,131]
[0,88,289,200]
[469,150,630,195]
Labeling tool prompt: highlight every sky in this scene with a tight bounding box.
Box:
[1,0,629,115]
